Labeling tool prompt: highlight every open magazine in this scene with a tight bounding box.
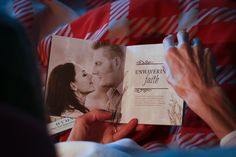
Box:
[45,36,183,135]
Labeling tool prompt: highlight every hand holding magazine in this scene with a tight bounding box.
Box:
[45,36,183,135]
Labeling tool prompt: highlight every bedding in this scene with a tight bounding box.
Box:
[11,0,236,150]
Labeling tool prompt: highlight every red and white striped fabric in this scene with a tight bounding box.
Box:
[37,24,73,67]
[12,0,34,34]
[37,0,236,150]
[85,0,118,10]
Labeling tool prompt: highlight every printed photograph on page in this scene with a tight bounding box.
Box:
[45,36,126,129]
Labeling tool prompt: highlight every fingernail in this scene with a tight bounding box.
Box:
[163,35,175,51]
[192,38,201,46]
[177,31,188,48]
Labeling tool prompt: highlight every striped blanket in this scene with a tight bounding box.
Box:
[13,0,236,150]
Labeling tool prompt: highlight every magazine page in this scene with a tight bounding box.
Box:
[121,44,183,125]
[45,36,126,134]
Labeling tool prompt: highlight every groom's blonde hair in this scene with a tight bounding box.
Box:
[92,42,125,60]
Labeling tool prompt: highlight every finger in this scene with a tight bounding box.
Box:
[102,127,114,144]
[82,110,112,124]
[205,48,216,85]
[163,58,183,87]
[163,62,172,78]
[163,35,180,66]
[177,31,193,60]
[202,48,209,83]
[163,35,175,52]
[192,38,204,67]
[177,31,189,48]
[131,125,156,142]
[113,118,138,141]
[135,124,146,131]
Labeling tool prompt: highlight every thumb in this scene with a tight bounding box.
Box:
[82,110,113,124]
